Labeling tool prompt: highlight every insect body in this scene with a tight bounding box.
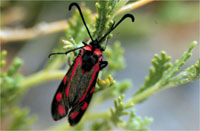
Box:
[49,2,134,126]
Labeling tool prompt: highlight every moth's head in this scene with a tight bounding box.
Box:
[90,39,104,51]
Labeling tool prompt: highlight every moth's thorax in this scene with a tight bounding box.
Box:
[81,45,103,72]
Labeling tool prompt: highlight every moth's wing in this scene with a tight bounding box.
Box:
[68,93,95,126]
[51,73,69,120]
[51,56,83,121]
[68,64,100,126]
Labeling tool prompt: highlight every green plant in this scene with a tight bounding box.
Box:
[0,51,36,130]
[0,0,199,130]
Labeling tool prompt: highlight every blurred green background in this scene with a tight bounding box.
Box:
[1,1,199,130]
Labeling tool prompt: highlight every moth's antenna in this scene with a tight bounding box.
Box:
[69,3,94,42]
[98,14,135,43]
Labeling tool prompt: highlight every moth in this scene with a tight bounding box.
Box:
[49,2,134,126]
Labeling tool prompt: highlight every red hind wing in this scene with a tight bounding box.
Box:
[68,63,100,126]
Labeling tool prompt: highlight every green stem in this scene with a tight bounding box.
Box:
[20,70,66,90]
[83,111,110,121]
[131,83,161,103]
[130,82,177,104]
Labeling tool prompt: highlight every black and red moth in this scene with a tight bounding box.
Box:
[49,2,135,126]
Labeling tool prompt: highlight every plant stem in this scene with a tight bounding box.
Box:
[0,20,69,43]
[83,111,110,121]
[131,82,161,103]
[129,82,176,104]
[20,70,65,90]
[117,0,154,15]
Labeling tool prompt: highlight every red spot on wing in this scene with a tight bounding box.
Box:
[71,112,79,119]
[81,102,88,110]
[83,45,92,51]
[63,75,67,85]
[58,105,66,115]
[90,87,95,94]
[56,93,62,102]
[94,49,102,55]
[66,57,81,97]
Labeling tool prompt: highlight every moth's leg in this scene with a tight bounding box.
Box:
[100,61,108,70]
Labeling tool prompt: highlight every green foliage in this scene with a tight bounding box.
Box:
[1,51,24,118]
[93,1,112,40]
[93,0,128,42]
[103,41,126,77]
[123,111,153,130]
[0,51,36,129]
[99,80,130,101]
[134,41,199,103]
[9,107,36,130]
[89,95,152,130]
[170,58,200,85]
[109,96,152,130]
[160,41,197,86]
[67,9,93,44]
[135,51,171,95]
[110,95,133,126]
[90,120,111,130]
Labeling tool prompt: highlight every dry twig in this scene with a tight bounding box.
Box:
[0,0,153,43]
